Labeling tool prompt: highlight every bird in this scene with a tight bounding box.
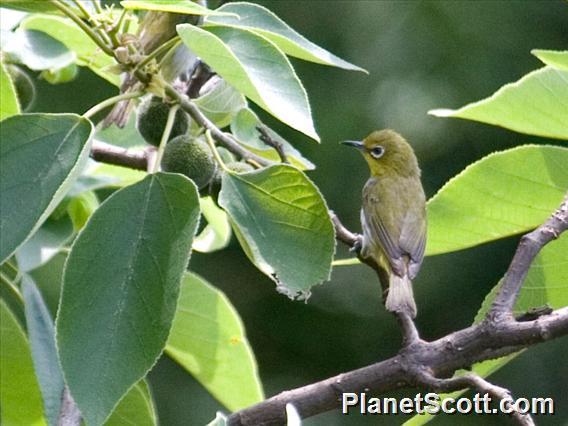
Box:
[343,129,427,318]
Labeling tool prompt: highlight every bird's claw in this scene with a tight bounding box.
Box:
[350,235,363,253]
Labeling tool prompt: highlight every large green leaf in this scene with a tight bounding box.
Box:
[21,15,119,86]
[0,61,20,120]
[56,172,200,426]
[120,0,236,17]
[429,66,568,140]
[178,24,319,141]
[193,77,247,129]
[219,165,335,298]
[532,49,568,71]
[0,114,93,264]
[0,0,62,14]
[193,196,232,253]
[231,108,315,170]
[0,301,46,426]
[426,145,568,256]
[166,272,264,410]
[22,276,64,426]
[2,29,75,71]
[207,2,366,73]
[16,215,74,273]
[105,380,156,426]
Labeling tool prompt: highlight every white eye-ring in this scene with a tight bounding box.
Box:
[370,145,385,159]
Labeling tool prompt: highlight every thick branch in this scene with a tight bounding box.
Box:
[228,307,568,425]
[90,141,149,171]
[490,192,568,321]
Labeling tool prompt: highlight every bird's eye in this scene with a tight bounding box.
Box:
[370,145,385,159]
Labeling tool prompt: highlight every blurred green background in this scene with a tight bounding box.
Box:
[24,0,568,424]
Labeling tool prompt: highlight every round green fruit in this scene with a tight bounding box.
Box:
[136,96,190,146]
[161,135,217,189]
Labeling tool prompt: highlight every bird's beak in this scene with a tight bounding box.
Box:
[341,140,364,149]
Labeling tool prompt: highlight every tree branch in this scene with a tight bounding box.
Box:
[489,192,568,321]
[228,307,568,425]
[90,141,150,171]
[226,196,568,425]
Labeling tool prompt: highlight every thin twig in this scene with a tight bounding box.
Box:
[256,125,289,163]
[162,83,272,167]
[83,90,144,119]
[151,105,179,173]
[416,372,535,426]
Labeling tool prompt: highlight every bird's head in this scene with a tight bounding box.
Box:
[342,129,420,178]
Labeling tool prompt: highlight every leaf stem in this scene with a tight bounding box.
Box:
[205,129,230,173]
[331,258,360,267]
[91,0,103,15]
[151,105,179,173]
[137,37,181,72]
[83,90,145,119]
[0,272,23,305]
[51,0,115,57]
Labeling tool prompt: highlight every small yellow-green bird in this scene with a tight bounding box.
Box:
[343,130,427,318]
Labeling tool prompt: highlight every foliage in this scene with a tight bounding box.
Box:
[0,1,566,425]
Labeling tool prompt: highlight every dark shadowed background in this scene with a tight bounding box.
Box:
[29,1,567,424]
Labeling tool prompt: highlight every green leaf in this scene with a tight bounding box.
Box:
[531,49,568,71]
[193,196,232,253]
[166,272,264,411]
[207,2,366,73]
[178,24,319,141]
[2,29,75,71]
[15,215,74,273]
[120,0,237,17]
[193,77,247,129]
[0,114,93,264]
[219,165,335,298]
[56,172,200,426]
[66,190,99,232]
[231,108,315,170]
[21,15,119,86]
[0,61,20,120]
[22,276,64,426]
[105,380,157,426]
[426,145,568,256]
[429,66,568,140]
[0,0,62,14]
[0,300,46,426]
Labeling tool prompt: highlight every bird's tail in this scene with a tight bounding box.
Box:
[386,274,417,318]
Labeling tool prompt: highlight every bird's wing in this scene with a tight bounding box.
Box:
[362,179,404,275]
[362,176,426,278]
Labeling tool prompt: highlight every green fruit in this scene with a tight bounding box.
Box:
[161,135,217,189]
[136,96,190,146]
[227,161,254,174]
